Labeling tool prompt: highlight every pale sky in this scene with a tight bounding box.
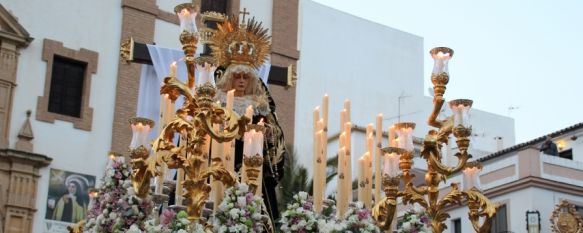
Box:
[312,0,583,143]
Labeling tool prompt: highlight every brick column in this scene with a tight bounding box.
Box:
[270,0,300,144]
[110,0,158,154]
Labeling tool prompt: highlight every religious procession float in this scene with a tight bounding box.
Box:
[68,2,498,233]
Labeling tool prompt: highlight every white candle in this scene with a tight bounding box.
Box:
[226,89,235,111]
[170,61,177,77]
[211,124,225,210]
[358,156,366,204]
[364,152,373,208]
[313,130,324,213]
[245,105,254,123]
[322,94,329,128]
[337,147,347,217]
[344,99,351,122]
[384,152,400,177]
[375,114,383,203]
[463,166,481,191]
[389,125,396,147]
[344,122,352,204]
[313,106,321,133]
[176,168,184,205]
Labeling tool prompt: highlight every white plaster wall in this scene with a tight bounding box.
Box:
[295,1,515,183]
[2,1,123,232]
[541,155,583,186]
[446,187,583,233]
[296,0,424,179]
[240,0,273,34]
[154,19,183,49]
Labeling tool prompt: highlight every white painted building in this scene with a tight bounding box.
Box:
[441,123,583,233]
[294,0,515,182]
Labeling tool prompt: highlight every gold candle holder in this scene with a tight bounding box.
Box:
[242,153,263,196]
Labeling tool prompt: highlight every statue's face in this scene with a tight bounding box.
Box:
[232,72,250,94]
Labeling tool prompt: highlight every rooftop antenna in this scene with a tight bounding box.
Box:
[398,92,412,123]
[508,105,520,116]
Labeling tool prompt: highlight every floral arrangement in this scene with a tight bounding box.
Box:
[339,202,381,233]
[315,202,380,233]
[139,210,191,233]
[397,209,431,233]
[279,192,319,232]
[213,183,267,233]
[83,159,154,232]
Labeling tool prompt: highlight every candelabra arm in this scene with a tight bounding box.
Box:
[428,97,445,129]
[372,175,401,231]
[428,148,470,176]
[129,145,157,197]
[160,76,195,103]
[197,107,248,143]
[372,196,398,231]
[426,183,464,233]
[463,188,497,233]
[183,156,237,222]
[401,183,429,209]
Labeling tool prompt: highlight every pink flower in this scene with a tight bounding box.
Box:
[160,209,176,225]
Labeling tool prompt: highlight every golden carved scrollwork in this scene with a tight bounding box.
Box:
[371,47,496,233]
[551,200,583,233]
[130,69,249,222]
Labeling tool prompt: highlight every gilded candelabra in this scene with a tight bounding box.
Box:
[127,4,251,224]
[372,47,497,233]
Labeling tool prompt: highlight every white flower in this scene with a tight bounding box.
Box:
[229,208,239,219]
[402,222,412,231]
[126,224,141,233]
[298,191,308,200]
[238,183,249,193]
[237,196,247,207]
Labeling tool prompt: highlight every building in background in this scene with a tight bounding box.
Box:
[1,0,559,233]
[442,123,583,233]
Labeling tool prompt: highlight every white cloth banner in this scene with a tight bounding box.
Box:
[136,45,271,139]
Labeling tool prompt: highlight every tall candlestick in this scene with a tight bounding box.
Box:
[322,94,329,127]
[375,114,383,203]
[245,105,253,123]
[344,122,352,205]
[389,125,396,147]
[313,106,321,133]
[170,61,177,77]
[384,152,400,177]
[358,156,366,205]
[344,99,351,122]
[365,152,373,208]
[175,168,184,205]
[226,89,235,111]
[337,147,347,217]
[211,124,225,211]
[313,130,324,213]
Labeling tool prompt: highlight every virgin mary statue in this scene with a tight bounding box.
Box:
[210,16,287,223]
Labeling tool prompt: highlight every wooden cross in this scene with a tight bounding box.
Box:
[239,8,250,22]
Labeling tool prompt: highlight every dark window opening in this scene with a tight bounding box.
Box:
[48,56,86,117]
[559,149,573,160]
[491,204,508,233]
[267,66,289,86]
[452,218,462,233]
[201,0,228,15]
